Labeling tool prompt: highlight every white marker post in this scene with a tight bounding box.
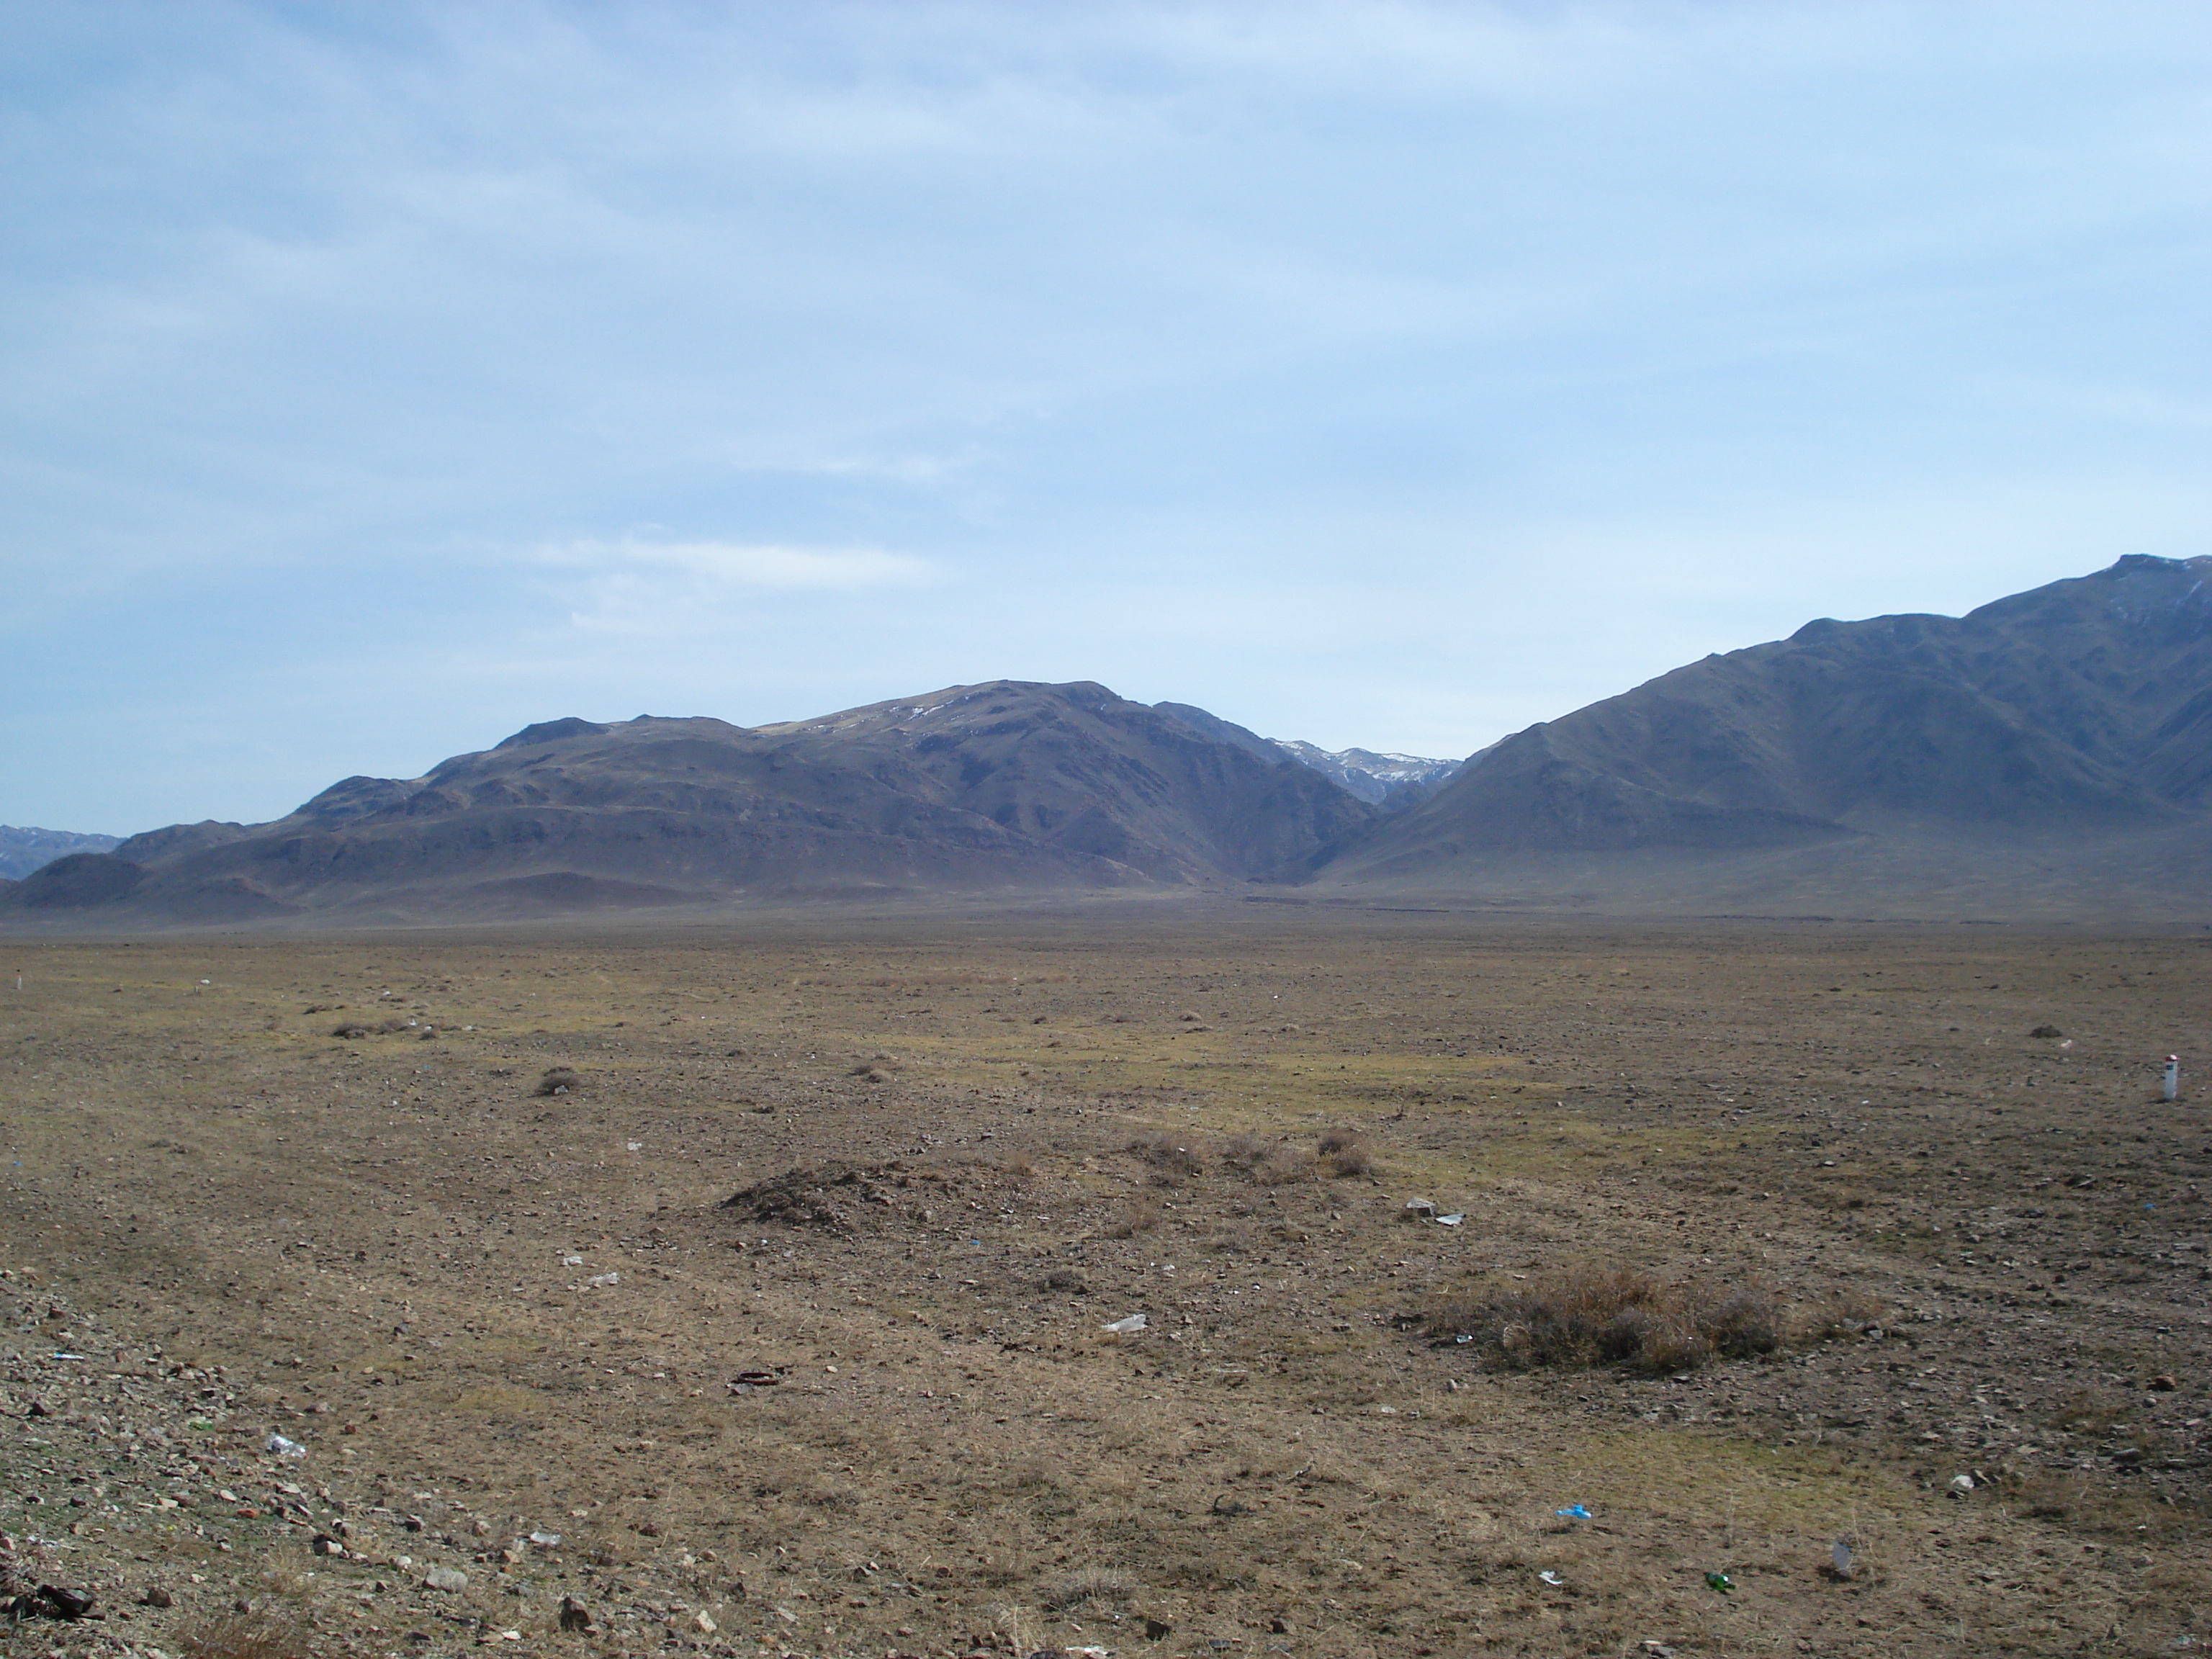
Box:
[2164,1055,2181,1103]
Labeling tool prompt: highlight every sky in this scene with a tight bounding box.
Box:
[4,1,2207,835]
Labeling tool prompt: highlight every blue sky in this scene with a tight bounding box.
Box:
[4,1,2207,834]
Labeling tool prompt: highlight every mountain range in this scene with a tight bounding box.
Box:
[0,826,120,882]
[6,554,2208,925]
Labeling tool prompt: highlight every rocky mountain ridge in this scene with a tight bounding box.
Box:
[0,825,120,881]
[8,556,2208,926]
[1308,553,2212,916]
[4,682,1374,923]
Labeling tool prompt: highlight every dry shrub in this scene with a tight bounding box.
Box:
[179,1609,315,1659]
[534,1066,581,1096]
[1103,1197,1160,1238]
[1220,1133,1269,1168]
[1431,1264,1781,1374]
[1129,1134,1204,1179]
[1252,1148,1316,1185]
[1318,1129,1372,1178]
[1042,1565,1136,1611]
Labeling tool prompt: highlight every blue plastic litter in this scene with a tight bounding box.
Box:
[1556,1504,1591,1520]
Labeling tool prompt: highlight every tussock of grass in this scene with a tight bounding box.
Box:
[1317,1128,1372,1177]
[1041,1565,1135,1610]
[1429,1264,1784,1374]
[179,1609,315,1659]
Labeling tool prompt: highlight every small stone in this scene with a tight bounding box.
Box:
[2149,1375,2179,1392]
[311,1534,346,1556]
[558,1596,594,1632]
[143,1587,174,1609]
[1144,1617,1174,1640]
[423,1566,469,1593]
[693,1611,716,1634]
[1402,1199,1437,1219]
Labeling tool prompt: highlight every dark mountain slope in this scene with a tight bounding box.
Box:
[7,681,1372,924]
[0,826,122,881]
[1318,554,2212,894]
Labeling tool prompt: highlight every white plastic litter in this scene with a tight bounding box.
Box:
[562,1255,584,1267]
[529,1531,562,1548]
[584,1272,619,1288]
[266,1434,306,1459]
[1102,1313,1148,1334]
[1435,1213,1465,1226]
[1831,1539,1855,1579]
[1538,1570,1565,1587]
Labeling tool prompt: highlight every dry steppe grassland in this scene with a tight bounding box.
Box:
[1,900,2208,1659]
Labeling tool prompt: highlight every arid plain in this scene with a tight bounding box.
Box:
[3,900,2208,1659]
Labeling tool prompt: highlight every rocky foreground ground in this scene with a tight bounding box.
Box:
[1,903,2207,1658]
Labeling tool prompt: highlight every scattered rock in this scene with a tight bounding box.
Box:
[2030,1025,2064,1039]
[38,1586,94,1620]
[558,1596,595,1632]
[423,1566,469,1593]
[1144,1618,1175,1640]
[1402,1199,1437,1220]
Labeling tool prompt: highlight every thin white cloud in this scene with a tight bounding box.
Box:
[539,536,940,634]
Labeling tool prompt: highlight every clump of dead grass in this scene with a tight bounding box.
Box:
[1223,1133,1317,1185]
[1128,1133,1204,1182]
[533,1066,581,1096]
[178,1607,316,1659]
[1103,1197,1161,1238]
[1317,1128,1372,1178]
[1041,1565,1136,1611]
[1429,1264,1783,1374]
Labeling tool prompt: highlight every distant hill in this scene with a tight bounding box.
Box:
[0,826,121,881]
[1151,703,1460,805]
[1312,554,2212,917]
[6,682,1374,925]
[12,557,2211,929]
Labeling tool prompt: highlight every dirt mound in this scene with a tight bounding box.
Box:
[720,1159,986,1232]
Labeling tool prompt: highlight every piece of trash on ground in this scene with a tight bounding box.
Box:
[583,1272,619,1288]
[1103,1313,1148,1334]
[1831,1539,1856,1578]
[1537,1570,1565,1587]
[265,1434,305,1459]
[1556,1504,1591,1519]
[1705,1571,1734,1593]
[1435,1212,1465,1226]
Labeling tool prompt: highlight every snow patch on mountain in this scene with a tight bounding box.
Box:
[1268,742,1462,805]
